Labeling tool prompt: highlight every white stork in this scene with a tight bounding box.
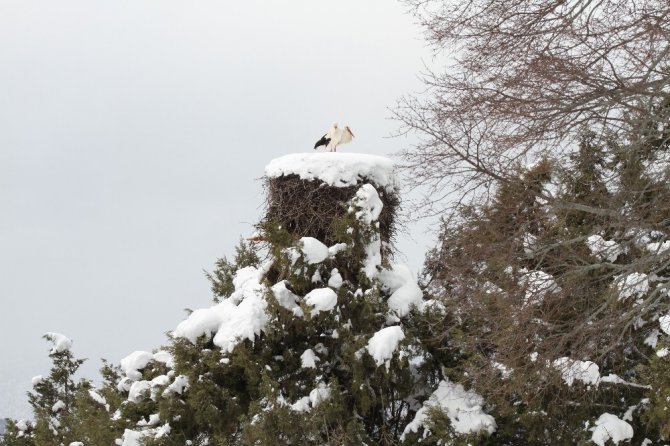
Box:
[314,123,355,152]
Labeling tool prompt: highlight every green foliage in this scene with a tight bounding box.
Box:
[0,420,35,446]
[30,343,85,446]
[104,187,442,445]
[2,337,86,446]
[6,181,480,445]
[640,344,670,439]
[1,342,132,446]
[68,382,123,446]
[206,238,261,301]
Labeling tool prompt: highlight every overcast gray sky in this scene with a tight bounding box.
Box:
[0,0,433,419]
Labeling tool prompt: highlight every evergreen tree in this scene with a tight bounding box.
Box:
[0,420,35,446]
[421,120,670,443]
[107,181,469,445]
[1,337,127,446]
[2,157,502,445]
[2,334,84,446]
[67,360,126,445]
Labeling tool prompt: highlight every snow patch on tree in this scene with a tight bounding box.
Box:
[119,422,170,444]
[298,237,329,264]
[380,264,423,317]
[120,351,154,381]
[51,400,65,413]
[328,243,348,257]
[88,389,109,410]
[352,183,384,224]
[351,184,384,279]
[162,375,188,397]
[645,240,670,254]
[304,288,338,316]
[137,413,160,427]
[271,280,303,316]
[659,313,670,335]
[363,238,382,280]
[553,357,600,387]
[154,423,171,438]
[492,361,512,379]
[401,379,496,439]
[211,294,268,353]
[615,272,649,301]
[289,398,310,414]
[327,268,343,289]
[586,235,623,262]
[174,265,269,353]
[119,428,145,446]
[366,326,405,368]
[43,332,72,354]
[308,383,331,408]
[300,349,319,369]
[127,381,152,403]
[520,270,560,305]
[152,350,173,368]
[522,232,537,255]
[590,413,634,446]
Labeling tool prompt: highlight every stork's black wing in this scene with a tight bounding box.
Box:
[314,134,330,149]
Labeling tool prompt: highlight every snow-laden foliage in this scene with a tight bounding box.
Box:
[173,264,269,353]
[43,333,72,354]
[615,272,650,301]
[586,235,623,262]
[590,413,634,446]
[303,287,338,316]
[366,326,405,368]
[380,264,423,317]
[120,352,154,381]
[297,237,329,264]
[552,358,600,387]
[401,379,496,440]
[2,168,495,446]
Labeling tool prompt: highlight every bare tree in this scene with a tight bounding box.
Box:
[395,0,670,215]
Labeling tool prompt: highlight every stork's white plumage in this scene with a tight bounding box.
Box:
[314,123,355,152]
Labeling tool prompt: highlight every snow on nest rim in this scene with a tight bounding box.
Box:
[265,153,397,191]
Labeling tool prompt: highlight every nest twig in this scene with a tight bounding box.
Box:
[263,175,399,249]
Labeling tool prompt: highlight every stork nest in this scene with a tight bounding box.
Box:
[263,174,399,248]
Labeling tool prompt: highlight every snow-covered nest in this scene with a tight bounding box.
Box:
[265,153,397,192]
[263,154,399,247]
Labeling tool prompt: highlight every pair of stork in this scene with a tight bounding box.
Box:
[313,123,354,152]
